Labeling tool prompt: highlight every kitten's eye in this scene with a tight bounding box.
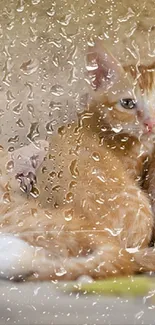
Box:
[120,98,137,109]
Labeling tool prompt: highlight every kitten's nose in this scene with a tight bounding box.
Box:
[144,118,155,133]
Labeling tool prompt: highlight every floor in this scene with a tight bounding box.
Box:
[0,280,155,325]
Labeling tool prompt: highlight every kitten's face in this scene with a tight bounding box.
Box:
[87,41,155,138]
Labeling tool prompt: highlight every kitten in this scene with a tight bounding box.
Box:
[0,41,155,281]
[85,40,155,237]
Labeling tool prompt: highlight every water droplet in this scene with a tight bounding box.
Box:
[30,186,40,198]
[29,12,37,24]
[6,90,15,102]
[47,197,52,204]
[55,267,67,277]
[41,85,46,92]
[7,21,14,31]
[30,155,39,169]
[16,0,24,12]
[27,122,40,142]
[64,208,74,221]
[118,7,135,23]
[52,54,59,67]
[0,24,3,39]
[92,152,100,162]
[49,171,56,179]
[59,27,73,43]
[44,210,53,219]
[8,135,19,144]
[69,160,79,178]
[49,154,55,161]
[97,174,106,183]
[13,102,23,114]
[101,126,108,132]
[29,26,38,42]
[27,104,35,117]
[3,192,11,203]
[47,38,61,48]
[87,23,94,31]
[8,146,15,153]
[20,40,29,47]
[44,183,49,191]
[68,67,78,86]
[135,311,144,320]
[96,194,105,205]
[67,47,76,65]
[2,59,13,86]
[77,275,93,284]
[58,126,66,137]
[6,160,14,172]
[42,56,49,64]
[31,0,40,4]
[25,82,34,100]
[69,181,77,190]
[78,111,94,127]
[57,14,72,26]
[112,125,123,134]
[87,10,95,17]
[46,121,54,134]
[42,166,47,174]
[21,17,26,25]
[65,192,74,203]
[104,227,122,237]
[3,7,14,19]
[20,59,39,75]
[52,185,61,192]
[49,101,62,116]
[47,7,55,17]
[51,84,64,96]
[86,60,98,72]
[16,118,25,128]
[58,171,63,179]
[17,221,24,227]
[0,109,4,118]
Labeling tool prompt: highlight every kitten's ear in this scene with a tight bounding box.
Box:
[10,140,49,176]
[86,40,125,92]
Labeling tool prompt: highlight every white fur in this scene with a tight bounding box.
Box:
[0,234,35,279]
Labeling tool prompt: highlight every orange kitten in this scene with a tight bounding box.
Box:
[84,40,155,236]
[0,41,155,281]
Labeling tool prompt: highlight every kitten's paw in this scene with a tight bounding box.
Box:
[15,171,37,195]
[11,140,49,195]
[0,235,35,280]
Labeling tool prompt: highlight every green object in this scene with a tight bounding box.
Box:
[61,276,155,297]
